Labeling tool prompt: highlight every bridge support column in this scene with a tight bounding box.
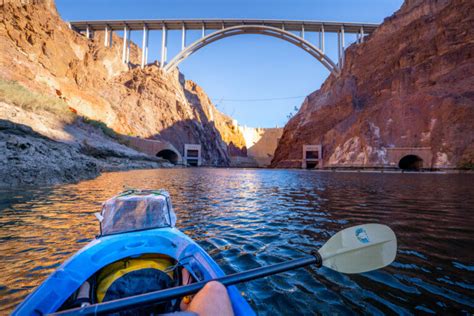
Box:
[319,25,325,53]
[161,25,167,67]
[86,25,90,39]
[359,26,365,43]
[109,29,113,47]
[122,26,128,63]
[301,24,305,39]
[181,24,186,50]
[104,25,109,47]
[338,26,345,67]
[126,29,131,64]
[341,25,345,67]
[141,25,148,68]
[201,24,205,38]
[145,30,149,64]
[337,31,341,65]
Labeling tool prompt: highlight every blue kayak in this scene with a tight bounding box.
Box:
[13,190,255,315]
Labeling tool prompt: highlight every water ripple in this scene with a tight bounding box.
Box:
[0,169,473,315]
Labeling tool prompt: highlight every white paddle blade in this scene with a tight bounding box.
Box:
[318,223,397,274]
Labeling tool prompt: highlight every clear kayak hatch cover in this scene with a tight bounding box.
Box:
[98,190,176,236]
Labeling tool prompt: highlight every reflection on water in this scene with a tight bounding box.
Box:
[1,169,473,314]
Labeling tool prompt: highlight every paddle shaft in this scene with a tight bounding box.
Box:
[53,253,322,315]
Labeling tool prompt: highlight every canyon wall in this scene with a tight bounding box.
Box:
[272,0,474,169]
[0,0,246,174]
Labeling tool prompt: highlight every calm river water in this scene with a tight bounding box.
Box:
[1,168,473,314]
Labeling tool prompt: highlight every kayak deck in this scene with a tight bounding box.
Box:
[13,227,255,315]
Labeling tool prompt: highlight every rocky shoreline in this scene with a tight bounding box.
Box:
[1,115,469,188]
[0,119,173,187]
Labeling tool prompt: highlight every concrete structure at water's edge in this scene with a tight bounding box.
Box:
[126,138,203,166]
[184,144,202,166]
[125,137,436,170]
[386,147,433,170]
[293,145,435,170]
[302,145,323,169]
[127,137,183,165]
[127,124,284,168]
[69,19,378,74]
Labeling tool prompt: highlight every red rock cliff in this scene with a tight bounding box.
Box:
[0,0,246,166]
[272,0,474,169]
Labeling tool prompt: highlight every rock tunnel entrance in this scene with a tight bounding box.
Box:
[398,155,423,170]
[156,149,179,164]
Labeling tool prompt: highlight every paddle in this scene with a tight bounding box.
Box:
[52,223,396,315]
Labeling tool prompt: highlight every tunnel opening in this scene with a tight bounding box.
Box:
[398,155,423,170]
[306,161,318,169]
[156,149,179,164]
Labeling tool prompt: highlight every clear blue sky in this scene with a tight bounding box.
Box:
[56,0,403,128]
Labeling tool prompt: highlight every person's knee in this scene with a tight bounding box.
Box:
[203,281,227,295]
[186,281,234,316]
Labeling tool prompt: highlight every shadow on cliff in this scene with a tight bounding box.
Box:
[181,85,247,160]
[148,119,236,167]
[228,141,247,157]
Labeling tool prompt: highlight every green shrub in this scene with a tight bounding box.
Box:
[82,117,118,138]
[0,79,75,121]
[82,117,132,146]
[457,161,474,170]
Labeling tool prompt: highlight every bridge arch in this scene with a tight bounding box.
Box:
[164,25,340,76]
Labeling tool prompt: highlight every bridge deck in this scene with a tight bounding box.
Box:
[69,19,378,34]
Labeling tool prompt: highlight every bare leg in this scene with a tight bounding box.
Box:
[179,268,193,311]
[186,281,234,316]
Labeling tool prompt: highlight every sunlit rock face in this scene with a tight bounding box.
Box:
[272,0,474,169]
[1,0,246,166]
[239,126,283,167]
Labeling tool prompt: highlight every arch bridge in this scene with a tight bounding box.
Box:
[69,19,378,76]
